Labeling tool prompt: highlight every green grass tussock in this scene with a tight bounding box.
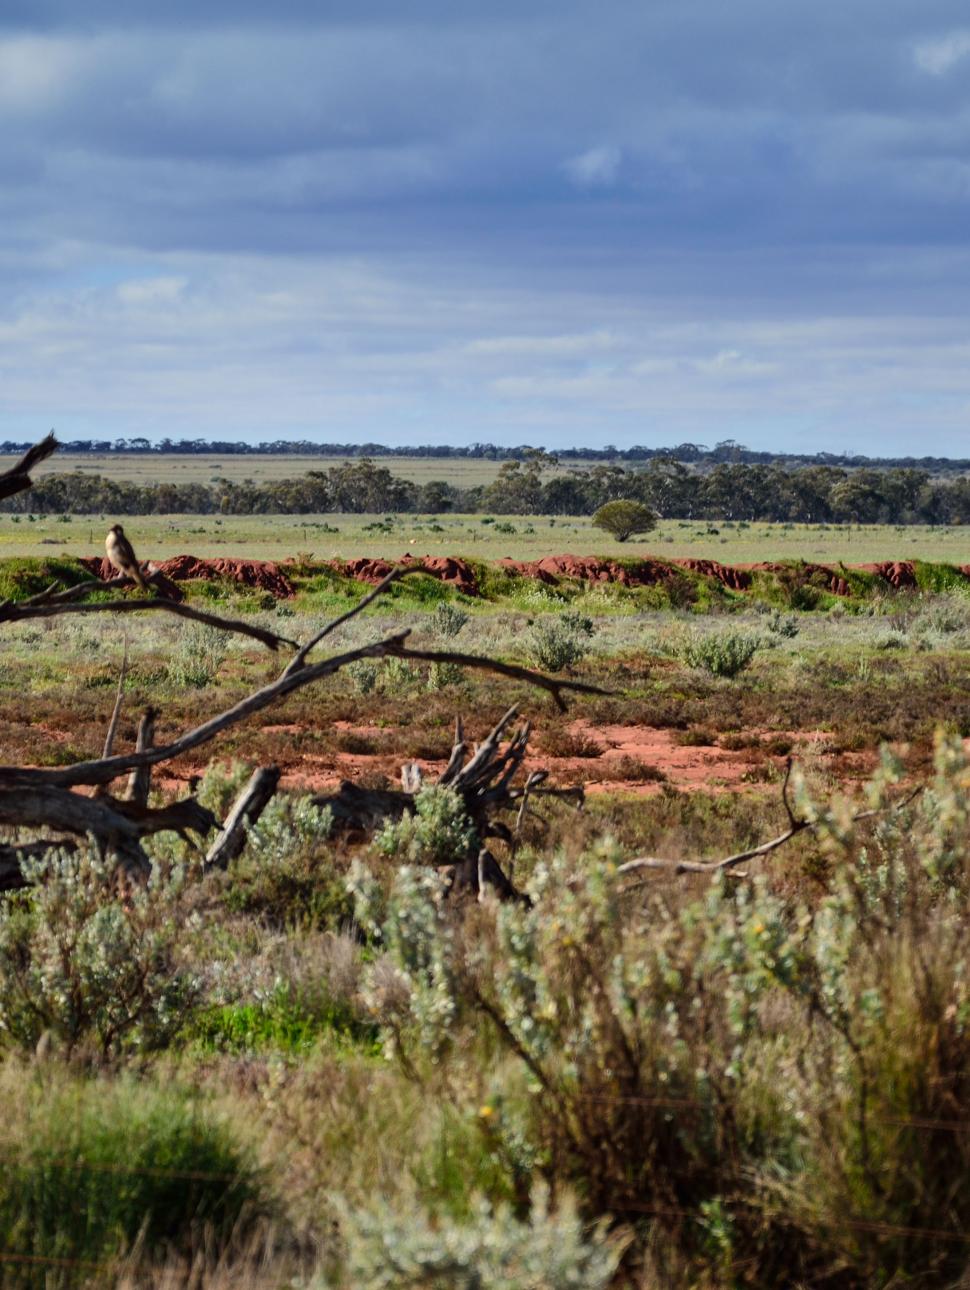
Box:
[0,1068,267,1281]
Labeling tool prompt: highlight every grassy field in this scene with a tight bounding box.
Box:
[0,452,513,487]
[0,510,968,564]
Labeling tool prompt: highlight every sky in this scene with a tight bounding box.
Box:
[2,2,970,455]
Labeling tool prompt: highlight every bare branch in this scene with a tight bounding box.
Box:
[0,630,601,792]
[387,644,607,711]
[283,565,426,676]
[618,785,924,883]
[0,431,58,502]
[126,708,157,809]
[101,639,130,761]
[0,587,297,651]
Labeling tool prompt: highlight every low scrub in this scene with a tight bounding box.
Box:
[677,628,761,677]
[350,735,970,1285]
[0,849,199,1059]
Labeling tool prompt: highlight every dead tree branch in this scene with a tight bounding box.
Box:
[0,431,58,502]
[0,580,297,651]
[126,708,157,809]
[0,632,600,793]
[204,766,281,871]
[617,770,923,883]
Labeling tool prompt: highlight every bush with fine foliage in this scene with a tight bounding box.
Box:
[678,628,761,677]
[0,848,200,1059]
[328,1188,622,1289]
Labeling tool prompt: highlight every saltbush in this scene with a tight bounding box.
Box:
[0,849,200,1058]
[326,1189,621,1289]
[528,612,595,673]
[678,629,761,677]
[375,787,477,868]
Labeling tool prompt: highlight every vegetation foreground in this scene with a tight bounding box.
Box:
[0,531,968,1285]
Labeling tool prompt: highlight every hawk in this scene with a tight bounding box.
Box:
[105,524,150,591]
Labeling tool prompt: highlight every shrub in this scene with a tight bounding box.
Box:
[0,1069,266,1275]
[330,1189,622,1289]
[765,610,800,639]
[590,500,657,543]
[375,787,477,867]
[224,796,345,929]
[166,624,228,688]
[429,601,469,639]
[0,849,200,1058]
[678,629,761,677]
[351,737,970,1282]
[528,613,595,673]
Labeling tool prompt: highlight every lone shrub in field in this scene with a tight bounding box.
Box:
[590,499,657,543]
[332,1189,621,1289]
[166,624,228,688]
[528,611,595,673]
[0,849,200,1058]
[678,628,761,677]
[0,1070,265,1273]
[430,601,469,639]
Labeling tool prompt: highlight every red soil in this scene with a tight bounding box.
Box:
[857,560,919,589]
[74,550,967,601]
[79,554,296,598]
[498,554,681,588]
[155,720,873,799]
[334,554,479,596]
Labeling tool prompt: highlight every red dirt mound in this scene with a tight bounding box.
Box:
[497,554,679,587]
[858,560,919,590]
[750,561,851,596]
[336,554,478,596]
[672,558,752,590]
[79,554,295,598]
[159,556,296,598]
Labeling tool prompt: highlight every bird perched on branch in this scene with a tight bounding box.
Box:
[105,524,150,591]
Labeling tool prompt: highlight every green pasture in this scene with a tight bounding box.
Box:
[0,452,511,488]
[0,509,967,565]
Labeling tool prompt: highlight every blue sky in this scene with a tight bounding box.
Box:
[2,1,970,454]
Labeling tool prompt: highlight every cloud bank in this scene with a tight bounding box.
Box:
[1,1,969,453]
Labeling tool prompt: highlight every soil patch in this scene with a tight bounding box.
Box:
[332,554,478,596]
[79,554,296,598]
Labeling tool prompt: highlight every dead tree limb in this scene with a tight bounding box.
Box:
[0,431,58,502]
[617,768,923,883]
[204,765,281,871]
[0,633,600,792]
[126,708,157,809]
[0,582,297,651]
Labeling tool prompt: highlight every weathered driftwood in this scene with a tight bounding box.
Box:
[205,766,281,871]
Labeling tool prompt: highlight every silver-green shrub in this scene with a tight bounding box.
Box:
[166,624,228,688]
[374,786,477,867]
[0,849,200,1057]
[324,1188,621,1289]
[528,612,595,672]
[678,628,761,677]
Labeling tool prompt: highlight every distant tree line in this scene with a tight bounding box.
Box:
[2,435,969,475]
[2,455,969,524]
